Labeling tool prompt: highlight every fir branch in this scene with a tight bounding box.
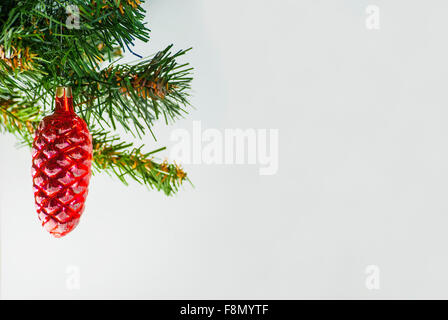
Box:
[92,129,188,195]
[0,90,40,146]
[75,45,193,137]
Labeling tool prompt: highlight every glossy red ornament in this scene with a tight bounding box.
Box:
[32,87,93,237]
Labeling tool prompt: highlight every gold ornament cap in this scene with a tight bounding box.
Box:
[56,86,72,98]
[55,86,74,114]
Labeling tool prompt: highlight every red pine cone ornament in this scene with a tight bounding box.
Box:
[32,87,93,237]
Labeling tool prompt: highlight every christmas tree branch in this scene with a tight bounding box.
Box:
[75,45,193,137]
[92,130,188,195]
[0,0,193,195]
[0,90,40,146]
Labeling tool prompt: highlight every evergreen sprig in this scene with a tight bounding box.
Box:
[92,130,189,195]
[75,45,193,138]
[0,0,193,195]
[0,87,40,146]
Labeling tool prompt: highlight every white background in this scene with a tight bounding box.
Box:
[2,0,448,299]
